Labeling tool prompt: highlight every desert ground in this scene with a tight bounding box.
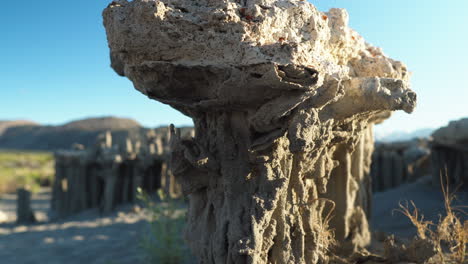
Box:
[1,176,465,264]
[372,176,468,239]
[0,189,150,264]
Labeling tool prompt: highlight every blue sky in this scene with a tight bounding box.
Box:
[1,0,467,133]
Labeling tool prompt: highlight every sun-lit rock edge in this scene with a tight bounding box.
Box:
[103,0,416,263]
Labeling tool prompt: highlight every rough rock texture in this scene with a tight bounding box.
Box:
[371,139,431,192]
[51,130,185,218]
[103,0,416,263]
[383,236,439,264]
[431,118,468,189]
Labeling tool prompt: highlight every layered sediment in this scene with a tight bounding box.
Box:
[103,0,416,263]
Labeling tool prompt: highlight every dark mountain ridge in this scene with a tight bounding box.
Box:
[0,117,167,151]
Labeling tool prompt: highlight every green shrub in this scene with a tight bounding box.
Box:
[137,188,190,264]
[0,150,54,193]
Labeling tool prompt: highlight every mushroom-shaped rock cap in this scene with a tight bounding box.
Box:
[103,1,418,261]
[103,0,416,121]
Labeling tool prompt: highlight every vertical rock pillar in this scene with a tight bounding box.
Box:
[16,188,36,224]
[431,118,468,189]
[104,1,416,263]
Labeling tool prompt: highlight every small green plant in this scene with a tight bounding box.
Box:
[137,188,189,264]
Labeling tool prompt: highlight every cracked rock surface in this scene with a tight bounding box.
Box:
[103,0,416,263]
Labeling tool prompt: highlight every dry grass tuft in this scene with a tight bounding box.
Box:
[397,200,433,240]
[397,173,468,263]
[314,198,337,252]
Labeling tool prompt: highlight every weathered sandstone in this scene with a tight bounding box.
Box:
[103,0,416,262]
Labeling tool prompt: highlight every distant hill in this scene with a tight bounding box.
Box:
[62,117,141,131]
[0,117,149,151]
[375,128,435,142]
[0,120,38,137]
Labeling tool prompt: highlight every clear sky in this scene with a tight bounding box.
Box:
[1,0,467,133]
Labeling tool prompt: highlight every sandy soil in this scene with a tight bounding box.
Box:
[0,177,466,264]
[0,189,151,264]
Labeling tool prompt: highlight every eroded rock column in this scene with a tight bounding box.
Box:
[431,118,468,189]
[103,1,416,263]
[16,188,36,224]
[370,139,431,192]
[51,130,183,217]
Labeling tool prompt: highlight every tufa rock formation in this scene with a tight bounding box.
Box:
[51,130,184,218]
[103,0,416,263]
[16,188,36,224]
[431,118,468,189]
[371,139,431,192]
